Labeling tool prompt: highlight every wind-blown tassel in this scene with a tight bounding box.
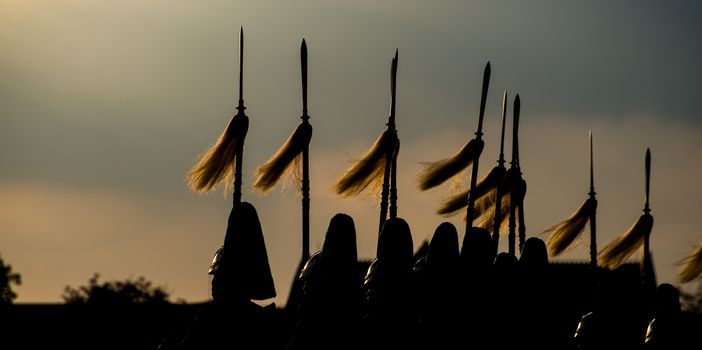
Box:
[417,138,484,191]
[335,130,397,198]
[475,194,511,229]
[470,170,525,226]
[599,214,653,269]
[437,189,470,217]
[187,113,249,193]
[678,241,702,283]
[543,198,596,257]
[253,123,312,194]
[436,165,503,216]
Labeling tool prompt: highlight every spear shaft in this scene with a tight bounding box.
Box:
[642,148,655,286]
[508,95,520,255]
[589,131,597,269]
[233,27,246,204]
[465,62,491,235]
[492,91,508,252]
[389,51,399,220]
[300,39,310,261]
[518,196,526,253]
[389,142,398,219]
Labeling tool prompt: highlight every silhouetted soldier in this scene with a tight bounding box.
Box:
[573,268,646,350]
[287,213,362,350]
[645,283,682,349]
[414,222,460,349]
[517,237,558,350]
[174,202,279,350]
[458,227,493,347]
[490,252,520,349]
[362,217,417,350]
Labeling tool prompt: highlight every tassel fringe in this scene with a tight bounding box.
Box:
[417,138,484,191]
[543,198,596,257]
[599,213,653,269]
[334,130,397,198]
[678,240,702,283]
[187,113,249,193]
[253,123,312,194]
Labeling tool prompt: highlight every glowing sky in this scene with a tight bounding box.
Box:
[1,0,701,304]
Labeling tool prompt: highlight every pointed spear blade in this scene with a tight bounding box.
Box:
[498,90,508,165]
[389,50,398,130]
[238,27,244,104]
[301,39,308,117]
[589,131,595,194]
[476,62,491,137]
[511,94,521,166]
[645,148,651,212]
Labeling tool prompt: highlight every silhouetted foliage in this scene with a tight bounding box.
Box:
[62,273,171,305]
[0,255,22,304]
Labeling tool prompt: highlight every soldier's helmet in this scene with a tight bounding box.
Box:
[211,201,276,302]
[573,311,598,348]
[208,245,225,275]
[300,251,323,279]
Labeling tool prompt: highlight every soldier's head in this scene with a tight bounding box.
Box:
[321,213,357,272]
[377,217,413,269]
[494,252,519,279]
[426,222,459,269]
[519,237,548,270]
[654,283,680,317]
[461,227,493,273]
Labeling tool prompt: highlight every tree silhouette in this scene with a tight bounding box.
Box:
[62,273,172,305]
[0,255,22,304]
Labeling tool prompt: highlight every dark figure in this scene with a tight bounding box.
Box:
[173,202,279,350]
[414,222,460,349]
[645,283,682,349]
[490,252,520,349]
[458,227,493,347]
[517,237,557,350]
[573,267,646,350]
[363,217,417,350]
[287,213,362,350]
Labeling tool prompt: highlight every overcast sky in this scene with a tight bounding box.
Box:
[1,0,701,304]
